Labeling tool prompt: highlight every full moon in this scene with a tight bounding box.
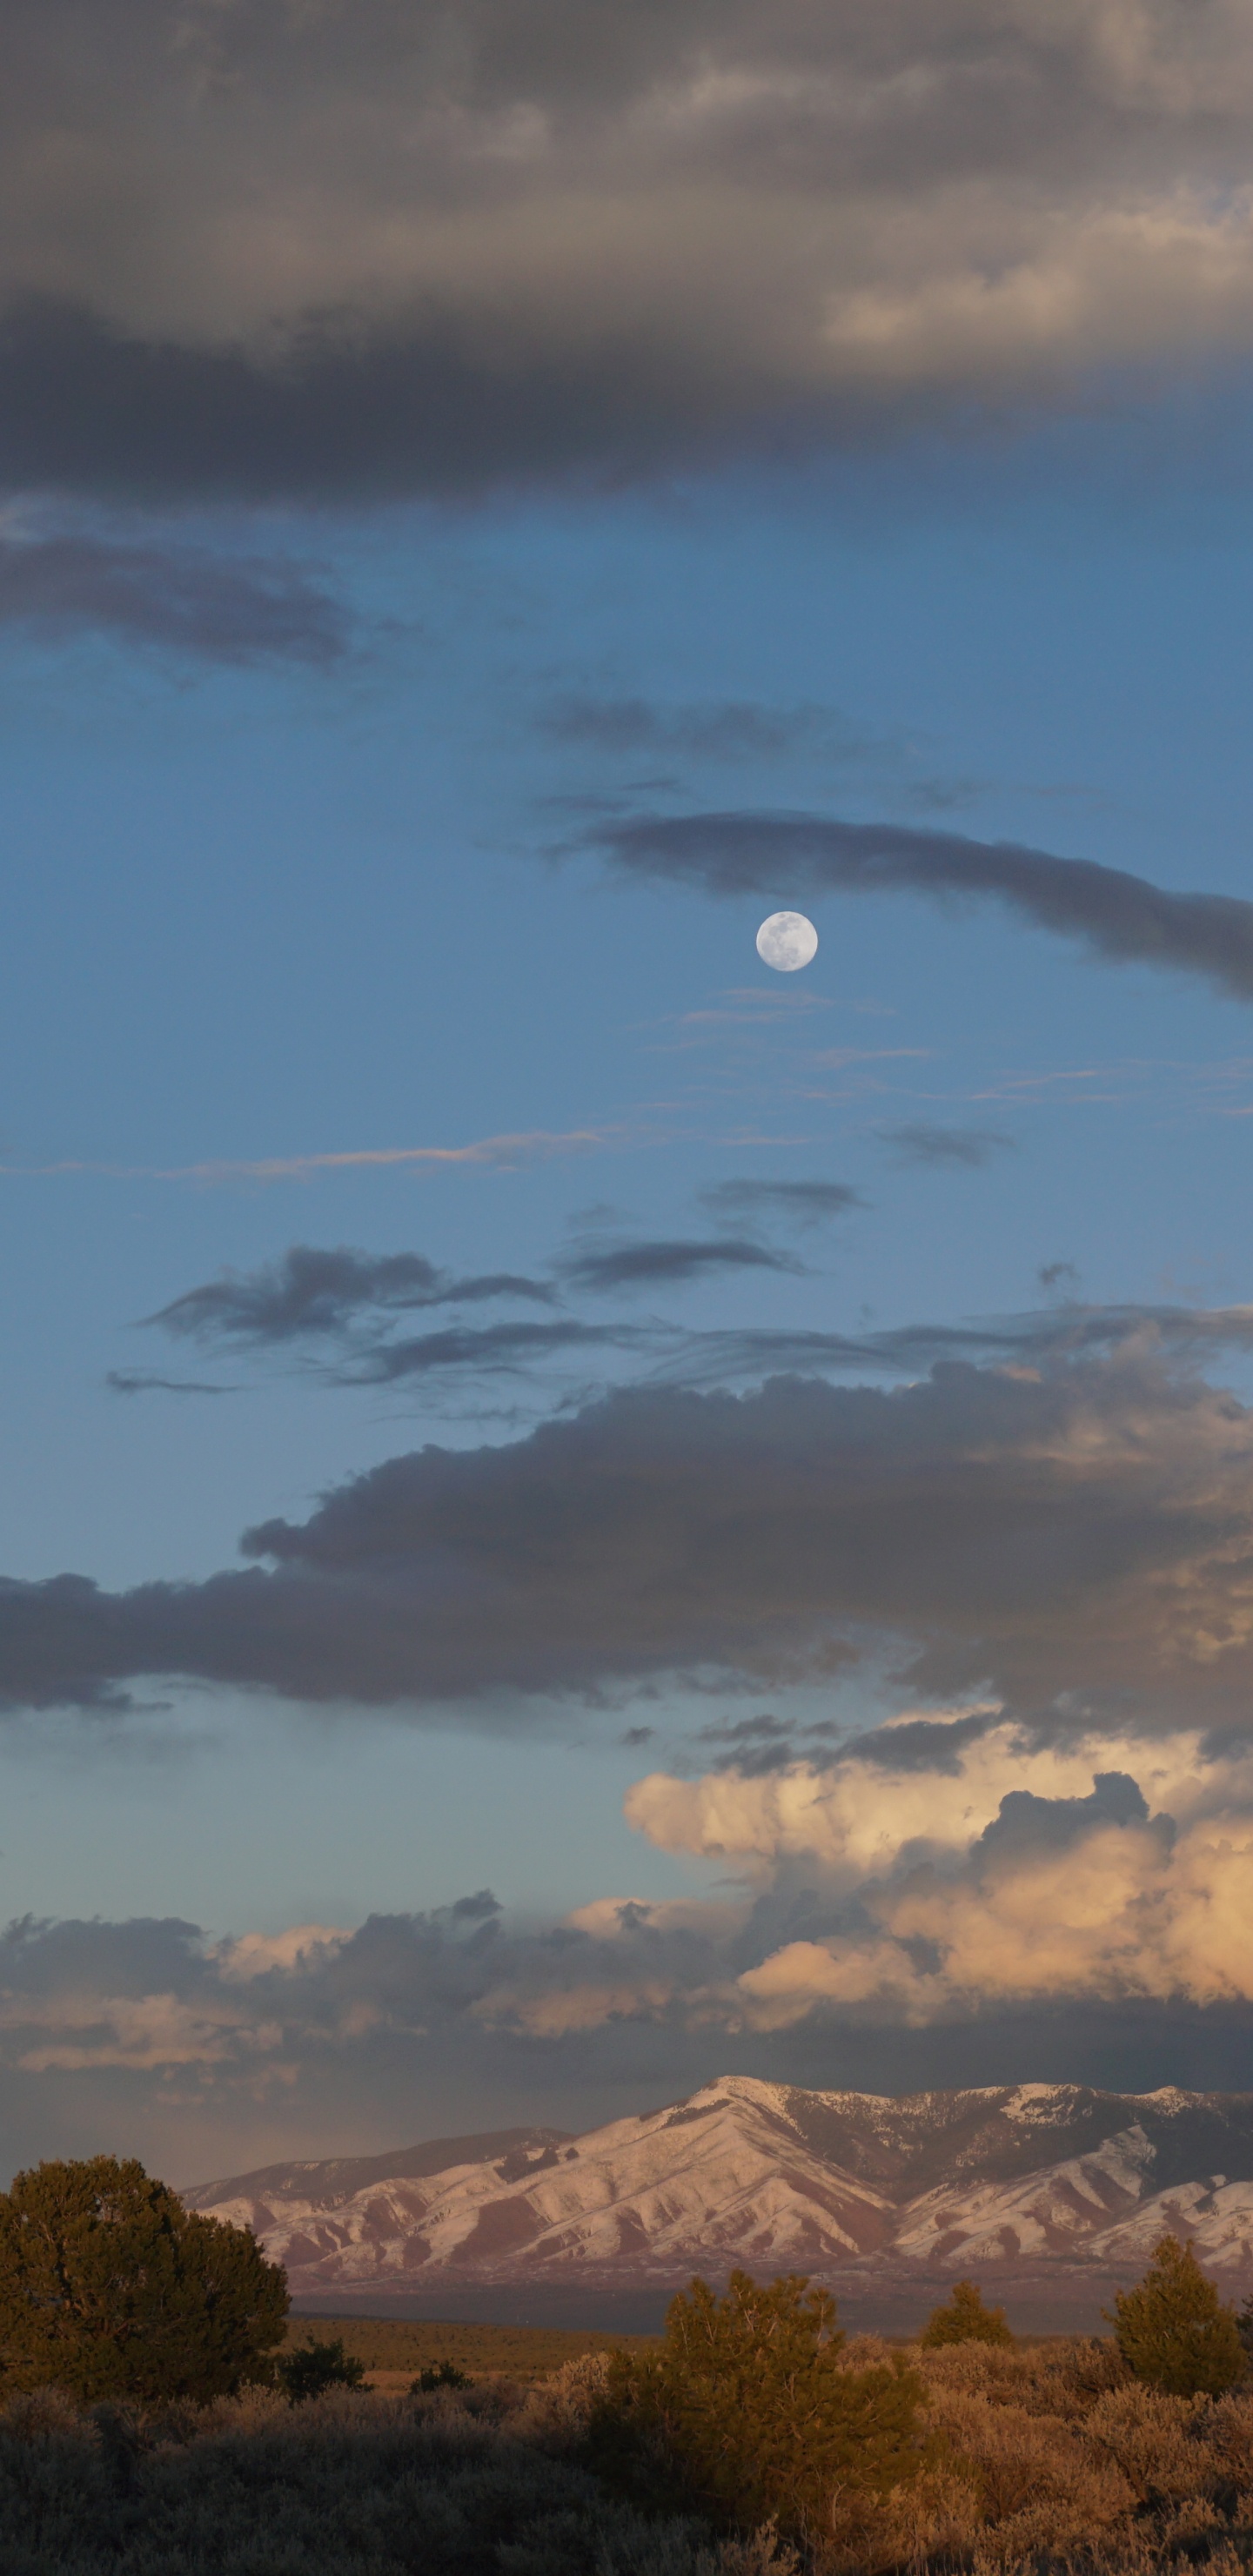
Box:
[756,910,819,972]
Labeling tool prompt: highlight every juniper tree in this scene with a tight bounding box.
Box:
[0,2155,288,2403]
[1109,2232,1246,2397]
[920,2278,1015,2347]
[279,2336,366,2402]
[592,2269,926,2540]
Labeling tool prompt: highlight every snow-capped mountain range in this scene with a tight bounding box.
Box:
[184,2077,1253,2316]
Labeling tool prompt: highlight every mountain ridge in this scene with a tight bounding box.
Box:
[184,2076,1253,2319]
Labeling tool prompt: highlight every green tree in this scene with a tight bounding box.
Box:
[1109,2233,1246,2397]
[920,2279,1015,2348]
[592,2270,926,2541]
[279,2335,366,2402]
[0,2155,288,2404]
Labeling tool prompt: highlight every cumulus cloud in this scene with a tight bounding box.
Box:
[593,811,1253,1005]
[12,1741,1253,2173]
[730,1792,1253,2028]
[624,1719,1236,1882]
[10,1332,1253,1728]
[8,0,1253,497]
[0,527,349,663]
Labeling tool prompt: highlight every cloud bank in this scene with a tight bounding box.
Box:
[12,1719,1253,2177]
[10,1332,1253,1729]
[9,0,1253,496]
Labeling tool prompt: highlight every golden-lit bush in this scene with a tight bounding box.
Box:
[589,2272,928,2544]
[1083,2378,1220,2501]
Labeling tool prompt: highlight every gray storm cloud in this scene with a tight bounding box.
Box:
[9,1335,1253,1731]
[6,0,1253,494]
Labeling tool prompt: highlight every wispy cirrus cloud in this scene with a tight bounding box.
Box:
[542,696,871,764]
[877,1124,1015,1168]
[699,1178,865,1227]
[0,1129,608,1185]
[150,1246,556,1348]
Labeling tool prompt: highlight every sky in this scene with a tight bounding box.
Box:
[10,0,1253,2185]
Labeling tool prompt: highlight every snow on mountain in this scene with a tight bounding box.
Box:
[184,2076,1253,2299]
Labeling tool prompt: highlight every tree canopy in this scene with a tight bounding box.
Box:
[593,2269,926,2540]
[920,2279,1015,2348]
[0,2155,288,2403]
[1109,2233,1246,2398]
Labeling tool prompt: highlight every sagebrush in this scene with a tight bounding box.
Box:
[7,2309,1253,2572]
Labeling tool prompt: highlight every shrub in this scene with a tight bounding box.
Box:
[0,2155,288,2405]
[280,2336,367,2402]
[414,2358,472,2392]
[1108,2233,1247,2397]
[920,2280,1015,2348]
[591,2270,927,2543]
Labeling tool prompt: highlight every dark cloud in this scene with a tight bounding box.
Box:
[106,1372,234,1399]
[699,1179,865,1228]
[878,1124,1015,1169]
[690,1707,1001,1777]
[5,3,1253,500]
[831,1712,1003,1774]
[6,1337,1253,1732]
[593,812,1253,1005]
[975,1768,1159,1863]
[150,1245,556,1347]
[0,297,718,506]
[560,1236,801,1292]
[342,1318,627,1382]
[0,528,349,664]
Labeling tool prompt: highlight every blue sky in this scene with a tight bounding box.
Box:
[9,0,1253,2182]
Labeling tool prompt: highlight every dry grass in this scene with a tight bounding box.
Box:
[283,2315,661,2386]
[6,2325,1253,2573]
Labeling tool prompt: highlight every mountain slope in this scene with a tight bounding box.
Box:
[185,2076,1253,2300]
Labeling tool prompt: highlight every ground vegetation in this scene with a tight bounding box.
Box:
[3,2256,1253,2571]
